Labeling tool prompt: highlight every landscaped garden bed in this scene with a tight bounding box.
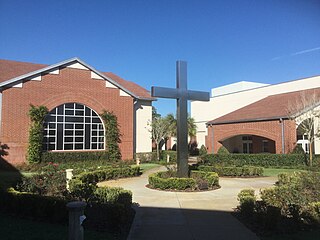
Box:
[196,165,264,177]
[0,162,141,238]
[148,170,220,191]
[236,171,320,238]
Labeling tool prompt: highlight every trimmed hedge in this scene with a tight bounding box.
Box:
[73,166,140,184]
[160,150,177,162]
[42,151,111,163]
[148,170,219,191]
[237,171,320,233]
[198,165,264,177]
[0,187,134,233]
[0,188,68,224]
[201,153,306,167]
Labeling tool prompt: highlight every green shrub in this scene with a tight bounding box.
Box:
[217,146,229,155]
[148,170,219,191]
[0,188,68,224]
[291,144,306,155]
[100,111,122,161]
[73,166,140,185]
[237,189,256,216]
[191,171,219,188]
[199,145,207,156]
[94,187,132,206]
[201,153,306,167]
[68,178,97,202]
[135,152,158,163]
[198,165,264,177]
[261,172,320,223]
[42,151,111,163]
[27,105,48,163]
[16,162,67,197]
[160,150,177,162]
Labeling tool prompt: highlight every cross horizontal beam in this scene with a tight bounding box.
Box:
[151,87,210,101]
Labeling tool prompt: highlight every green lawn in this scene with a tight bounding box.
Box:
[0,213,116,240]
[137,163,161,173]
[263,168,306,177]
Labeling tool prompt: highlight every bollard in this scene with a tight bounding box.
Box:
[167,154,170,163]
[66,201,87,240]
[66,169,73,191]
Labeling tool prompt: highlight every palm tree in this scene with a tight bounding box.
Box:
[164,113,197,139]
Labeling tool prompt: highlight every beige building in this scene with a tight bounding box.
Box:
[191,75,320,154]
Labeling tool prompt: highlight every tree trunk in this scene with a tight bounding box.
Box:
[309,143,313,167]
[156,143,160,161]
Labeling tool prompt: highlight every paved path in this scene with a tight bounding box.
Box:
[99,167,277,240]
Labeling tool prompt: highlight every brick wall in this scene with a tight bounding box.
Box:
[1,67,134,164]
[206,119,297,154]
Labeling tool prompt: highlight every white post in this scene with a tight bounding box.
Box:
[166,154,170,163]
[66,169,73,191]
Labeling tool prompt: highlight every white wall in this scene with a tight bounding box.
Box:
[191,75,320,147]
[134,100,152,153]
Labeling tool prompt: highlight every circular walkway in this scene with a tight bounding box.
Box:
[99,166,277,240]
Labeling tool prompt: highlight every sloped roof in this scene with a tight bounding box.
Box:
[0,58,154,101]
[0,59,47,83]
[207,88,320,125]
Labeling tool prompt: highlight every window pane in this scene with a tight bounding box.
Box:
[65,103,74,108]
[57,124,63,150]
[75,103,84,109]
[75,110,84,116]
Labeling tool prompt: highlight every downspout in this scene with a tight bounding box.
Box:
[280,118,285,153]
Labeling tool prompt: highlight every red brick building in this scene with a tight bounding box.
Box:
[0,58,154,165]
[206,88,320,154]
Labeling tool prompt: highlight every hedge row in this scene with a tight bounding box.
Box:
[198,165,264,177]
[0,187,134,233]
[0,188,68,224]
[42,151,111,163]
[201,153,306,167]
[73,166,140,184]
[148,170,219,191]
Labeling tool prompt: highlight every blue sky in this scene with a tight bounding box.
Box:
[1,0,320,116]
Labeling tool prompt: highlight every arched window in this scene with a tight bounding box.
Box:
[43,103,105,151]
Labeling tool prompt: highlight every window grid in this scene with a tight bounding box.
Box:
[43,103,105,151]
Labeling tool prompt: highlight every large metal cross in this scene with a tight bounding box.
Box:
[151,61,210,177]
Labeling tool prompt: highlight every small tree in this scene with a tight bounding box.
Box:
[287,92,320,166]
[100,111,122,161]
[150,116,171,161]
[27,105,48,163]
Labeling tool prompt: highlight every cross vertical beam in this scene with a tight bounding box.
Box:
[176,61,189,177]
[151,61,210,178]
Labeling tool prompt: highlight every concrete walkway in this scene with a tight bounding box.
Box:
[99,167,277,240]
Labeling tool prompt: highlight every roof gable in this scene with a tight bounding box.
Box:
[207,88,320,125]
[0,58,154,101]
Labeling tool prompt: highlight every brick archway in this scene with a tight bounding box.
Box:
[40,92,105,114]
[218,129,278,143]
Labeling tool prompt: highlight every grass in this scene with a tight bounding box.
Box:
[263,168,306,177]
[137,163,161,173]
[0,213,116,240]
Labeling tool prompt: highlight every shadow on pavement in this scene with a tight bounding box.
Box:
[128,206,259,240]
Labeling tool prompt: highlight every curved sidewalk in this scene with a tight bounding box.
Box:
[99,167,276,240]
